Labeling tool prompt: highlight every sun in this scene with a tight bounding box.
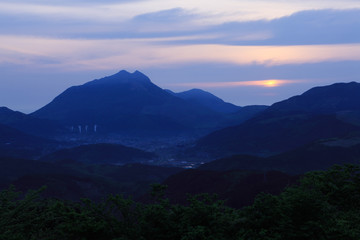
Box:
[263,80,279,87]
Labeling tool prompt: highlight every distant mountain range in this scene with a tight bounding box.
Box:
[31,70,264,136]
[2,74,360,208]
[0,70,268,160]
[1,72,360,164]
[0,107,64,137]
[197,82,360,157]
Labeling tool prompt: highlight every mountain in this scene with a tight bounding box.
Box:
[197,82,360,157]
[269,82,360,113]
[40,143,156,165]
[32,70,226,136]
[197,113,359,157]
[168,88,241,113]
[0,123,59,159]
[168,88,268,126]
[0,107,63,137]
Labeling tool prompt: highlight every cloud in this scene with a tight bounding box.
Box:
[157,9,360,46]
[1,35,360,72]
[1,0,360,47]
[0,1,147,23]
[128,8,360,46]
[124,8,204,33]
[1,4,360,73]
[1,0,146,4]
[132,8,195,23]
[269,9,360,45]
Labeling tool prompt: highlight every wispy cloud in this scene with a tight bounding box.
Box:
[1,35,360,70]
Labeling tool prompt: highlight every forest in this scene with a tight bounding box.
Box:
[1,163,359,240]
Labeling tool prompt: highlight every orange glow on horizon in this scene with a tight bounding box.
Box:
[262,80,279,87]
[169,79,299,88]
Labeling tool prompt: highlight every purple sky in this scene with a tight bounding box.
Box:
[1,1,360,112]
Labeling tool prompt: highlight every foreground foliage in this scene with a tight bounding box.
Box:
[1,164,360,239]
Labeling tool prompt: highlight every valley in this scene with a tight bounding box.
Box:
[1,70,360,204]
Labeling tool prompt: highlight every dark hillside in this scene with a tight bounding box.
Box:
[40,143,156,165]
[197,82,360,157]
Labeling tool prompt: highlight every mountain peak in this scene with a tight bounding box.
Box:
[181,88,220,99]
[86,70,151,86]
[173,88,241,113]
[0,106,25,117]
[113,70,150,80]
[0,106,13,113]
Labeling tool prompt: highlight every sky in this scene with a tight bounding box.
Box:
[1,0,360,112]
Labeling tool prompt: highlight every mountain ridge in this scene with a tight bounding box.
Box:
[168,88,241,113]
[0,106,63,137]
[197,82,360,157]
[30,70,259,137]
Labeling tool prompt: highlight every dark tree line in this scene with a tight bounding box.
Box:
[1,164,360,239]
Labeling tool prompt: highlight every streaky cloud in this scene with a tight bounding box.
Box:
[158,9,360,46]
[132,8,195,23]
[1,4,359,47]
[1,35,360,70]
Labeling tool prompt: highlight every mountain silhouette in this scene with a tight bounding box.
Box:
[270,82,360,113]
[197,82,360,157]
[167,88,267,127]
[168,88,241,113]
[32,70,226,136]
[0,107,63,137]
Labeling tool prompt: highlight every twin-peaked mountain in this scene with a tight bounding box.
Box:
[0,70,266,160]
[197,82,360,157]
[31,70,264,136]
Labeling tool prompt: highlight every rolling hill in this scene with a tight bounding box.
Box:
[198,141,360,174]
[40,143,156,165]
[0,156,182,201]
[0,106,64,137]
[197,82,360,157]
[0,123,60,159]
